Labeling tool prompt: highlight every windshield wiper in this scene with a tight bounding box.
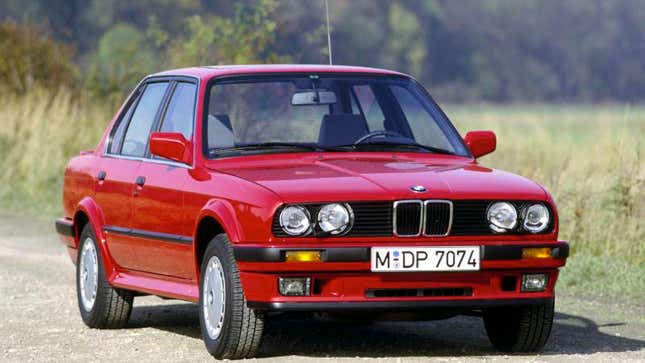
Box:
[332,141,455,155]
[210,142,338,156]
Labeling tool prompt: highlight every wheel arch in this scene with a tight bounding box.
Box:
[73,197,118,280]
[193,199,244,281]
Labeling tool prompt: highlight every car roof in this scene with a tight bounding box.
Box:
[151,64,409,81]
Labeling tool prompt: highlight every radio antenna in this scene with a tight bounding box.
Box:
[324,0,333,65]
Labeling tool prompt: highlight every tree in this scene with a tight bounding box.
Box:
[85,23,159,98]
[0,21,78,93]
[166,0,289,67]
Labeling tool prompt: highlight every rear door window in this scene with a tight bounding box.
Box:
[108,95,138,154]
[121,82,169,157]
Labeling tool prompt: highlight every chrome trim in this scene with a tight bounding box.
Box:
[103,153,192,169]
[392,200,423,237]
[422,200,453,237]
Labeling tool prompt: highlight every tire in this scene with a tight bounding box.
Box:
[76,224,133,329]
[483,298,555,352]
[199,233,264,359]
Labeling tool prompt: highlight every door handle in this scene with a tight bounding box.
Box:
[97,171,106,181]
[135,176,146,187]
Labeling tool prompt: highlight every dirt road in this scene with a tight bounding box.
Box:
[1,214,643,362]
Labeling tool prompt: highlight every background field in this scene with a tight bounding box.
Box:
[1,93,642,299]
[448,104,644,299]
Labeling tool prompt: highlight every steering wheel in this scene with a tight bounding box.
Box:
[354,130,406,145]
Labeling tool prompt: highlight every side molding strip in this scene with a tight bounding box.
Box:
[103,225,193,245]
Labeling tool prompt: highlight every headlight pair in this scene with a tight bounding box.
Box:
[279,203,353,236]
[487,202,550,233]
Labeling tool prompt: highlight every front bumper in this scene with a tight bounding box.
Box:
[235,242,568,311]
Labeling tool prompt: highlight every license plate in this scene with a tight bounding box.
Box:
[371,246,480,272]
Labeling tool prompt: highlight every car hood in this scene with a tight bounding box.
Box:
[206,154,547,203]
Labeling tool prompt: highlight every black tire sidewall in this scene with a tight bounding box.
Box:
[484,298,555,352]
[199,235,237,356]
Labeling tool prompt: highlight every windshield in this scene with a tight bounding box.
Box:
[203,75,469,158]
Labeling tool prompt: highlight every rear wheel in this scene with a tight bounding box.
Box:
[483,298,554,352]
[199,233,264,359]
[76,224,133,328]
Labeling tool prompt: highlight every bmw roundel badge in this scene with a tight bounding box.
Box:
[410,185,427,193]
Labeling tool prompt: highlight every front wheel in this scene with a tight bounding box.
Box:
[199,234,264,359]
[483,298,555,352]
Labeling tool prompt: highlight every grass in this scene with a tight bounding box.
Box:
[0,88,111,215]
[0,90,642,298]
[446,103,644,299]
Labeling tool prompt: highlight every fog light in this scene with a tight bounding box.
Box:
[521,273,548,292]
[278,277,311,296]
[522,247,552,259]
[285,250,322,263]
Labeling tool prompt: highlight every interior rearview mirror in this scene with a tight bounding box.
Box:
[464,130,496,158]
[291,90,337,106]
[149,132,192,165]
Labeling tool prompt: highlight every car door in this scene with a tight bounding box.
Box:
[97,80,170,271]
[130,80,198,279]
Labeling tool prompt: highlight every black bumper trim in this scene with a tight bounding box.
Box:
[103,225,193,245]
[55,218,75,237]
[248,297,553,311]
[234,242,569,262]
[482,242,569,260]
[234,247,370,262]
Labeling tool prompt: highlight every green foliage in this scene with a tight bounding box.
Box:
[384,3,426,76]
[167,0,288,66]
[2,0,645,102]
[0,21,78,93]
[85,23,158,100]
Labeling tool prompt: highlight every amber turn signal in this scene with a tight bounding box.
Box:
[285,251,322,262]
[522,247,552,259]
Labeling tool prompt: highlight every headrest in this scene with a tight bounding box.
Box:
[318,114,368,146]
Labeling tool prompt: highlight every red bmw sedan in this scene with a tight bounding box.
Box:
[55,65,568,359]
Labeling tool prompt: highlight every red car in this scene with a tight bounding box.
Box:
[55,65,568,359]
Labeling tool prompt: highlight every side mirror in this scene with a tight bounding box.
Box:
[149,132,192,165]
[464,130,496,158]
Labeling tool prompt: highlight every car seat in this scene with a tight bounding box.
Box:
[318,114,369,146]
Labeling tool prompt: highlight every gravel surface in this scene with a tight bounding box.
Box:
[1,214,644,362]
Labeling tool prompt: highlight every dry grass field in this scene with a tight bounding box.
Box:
[447,104,644,298]
[0,90,643,298]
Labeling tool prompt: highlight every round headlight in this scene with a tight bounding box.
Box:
[279,206,311,236]
[487,202,518,232]
[317,203,353,235]
[523,204,550,233]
